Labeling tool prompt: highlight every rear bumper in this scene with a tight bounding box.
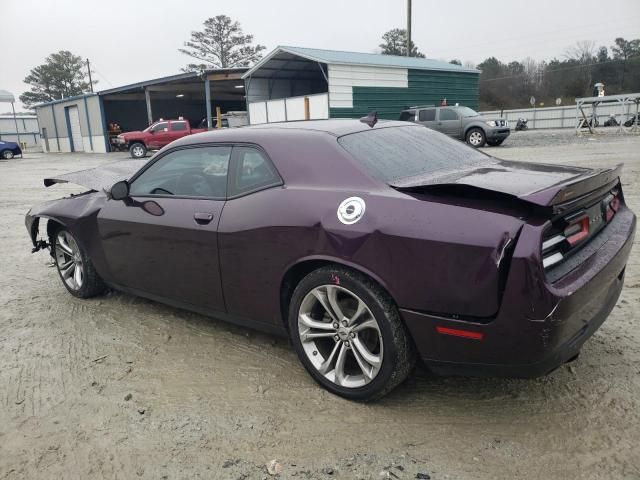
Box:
[401,206,635,378]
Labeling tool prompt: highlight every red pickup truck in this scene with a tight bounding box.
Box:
[114,119,207,158]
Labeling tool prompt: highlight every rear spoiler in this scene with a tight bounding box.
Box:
[522,163,623,208]
[392,161,623,214]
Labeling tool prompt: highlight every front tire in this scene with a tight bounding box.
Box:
[288,266,415,401]
[52,228,105,298]
[129,143,147,159]
[466,128,486,147]
[2,150,14,159]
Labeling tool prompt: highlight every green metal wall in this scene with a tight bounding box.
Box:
[329,69,479,120]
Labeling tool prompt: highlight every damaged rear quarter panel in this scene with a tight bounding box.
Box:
[218,185,526,324]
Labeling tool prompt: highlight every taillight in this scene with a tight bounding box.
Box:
[541,188,620,272]
[564,215,589,246]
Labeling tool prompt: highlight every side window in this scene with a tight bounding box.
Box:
[399,110,415,121]
[130,146,231,198]
[151,122,169,133]
[418,109,436,121]
[439,109,459,121]
[229,146,281,197]
[171,121,188,132]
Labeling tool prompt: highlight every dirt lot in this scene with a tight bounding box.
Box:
[1,129,639,480]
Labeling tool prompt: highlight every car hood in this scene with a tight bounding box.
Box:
[121,130,146,138]
[44,159,148,190]
[391,159,622,209]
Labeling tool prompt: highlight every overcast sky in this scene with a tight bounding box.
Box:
[1,0,639,109]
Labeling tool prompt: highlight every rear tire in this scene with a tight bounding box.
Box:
[52,227,105,298]
[466,128,486,147]
[129,143,147,159]
[288,266,415,401]
[1,150,14,159]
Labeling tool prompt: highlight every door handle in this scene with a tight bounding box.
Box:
[194,212,214,225]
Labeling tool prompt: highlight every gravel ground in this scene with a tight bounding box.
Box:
[1,129,639,480]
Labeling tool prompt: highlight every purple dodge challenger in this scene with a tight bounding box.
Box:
[26,119,636,400]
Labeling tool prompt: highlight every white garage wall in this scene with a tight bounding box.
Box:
[249,102,268,124]
[328,64,408,109]
[249,93,329,124]
[266,100,286,122]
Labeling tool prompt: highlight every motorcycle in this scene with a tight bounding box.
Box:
[604,115,619,127]
[515,118,528,131]
[624,114,640,127]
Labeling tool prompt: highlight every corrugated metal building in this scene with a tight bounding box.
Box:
[35,95,106,153]
[0,114,40,148]
[33,69,247,154]
[243,46,480,124]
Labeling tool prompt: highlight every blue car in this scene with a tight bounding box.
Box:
[0,140,22,159]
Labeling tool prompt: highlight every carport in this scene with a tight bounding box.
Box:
[101,68,247,133]
[34,68,248,153]
[243,46,480,124]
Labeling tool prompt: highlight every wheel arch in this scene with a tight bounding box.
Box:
[279,255,397,332]
[463,123,486,137]
[27,214,67,244]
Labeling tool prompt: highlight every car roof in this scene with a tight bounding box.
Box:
[179,119,412,144]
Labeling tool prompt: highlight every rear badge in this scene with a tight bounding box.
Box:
[337,197,366,225]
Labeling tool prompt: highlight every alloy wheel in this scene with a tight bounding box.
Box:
[298,285,383,388]
[468,131,483,146]
[132,145,144,157]
[55,231,84,291]
[2,150,14,159]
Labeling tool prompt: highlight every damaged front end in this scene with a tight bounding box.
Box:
[27,159,146,257]
[25,214,49,253]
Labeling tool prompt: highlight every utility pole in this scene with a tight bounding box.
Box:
[86,58,94,93]
[406,0,412,57]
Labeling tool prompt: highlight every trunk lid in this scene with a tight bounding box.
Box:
[44,159,148,191]
[391,160,622,212]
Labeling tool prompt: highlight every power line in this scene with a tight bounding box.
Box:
[428,18,640,59]
[90,65,114,88]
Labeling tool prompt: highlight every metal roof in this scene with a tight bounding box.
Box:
[97,67,248,95]
[0,90,16,103]
[243,46,479,78]
[32,93,98,108]
[33,67,248,108]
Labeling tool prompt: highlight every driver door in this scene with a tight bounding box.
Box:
[97,145,231,312]
[437,108,462,137]
[147,121,169,149]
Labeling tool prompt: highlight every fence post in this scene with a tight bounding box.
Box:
[561,107,565,128]
[304,97,310,120]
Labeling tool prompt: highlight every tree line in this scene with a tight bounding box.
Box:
[476,38,640,110]
[18,16,640,113]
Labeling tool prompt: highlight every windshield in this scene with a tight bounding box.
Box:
[456,106,480,117]
[338,125,488,183]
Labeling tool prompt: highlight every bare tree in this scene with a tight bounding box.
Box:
[565,40,596,63]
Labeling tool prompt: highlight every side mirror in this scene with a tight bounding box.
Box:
[110,180,130,201]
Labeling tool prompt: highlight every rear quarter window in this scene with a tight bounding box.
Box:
[418,109,436,121]
[337,125,488,183]
[399,111,416,121]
